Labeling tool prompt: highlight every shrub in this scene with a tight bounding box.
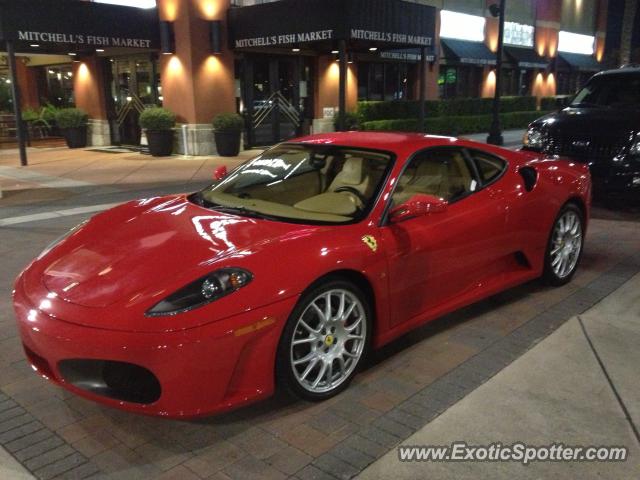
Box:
[212,113,244,132]
[22,108,41,123]
[139,107,175,131]
[333,111,360,130]
[55,108,88,129]
[357,96,539,123]
[361,111,548,135]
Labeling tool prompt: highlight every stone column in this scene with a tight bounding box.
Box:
[72,56,111,146]
[157,0,236,155]
[313,55,357,134]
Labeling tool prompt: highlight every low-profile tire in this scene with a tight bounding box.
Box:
[542,203,585,286]
[276,278,372,402]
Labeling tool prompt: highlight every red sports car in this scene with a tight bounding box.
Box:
[13,132,590,417]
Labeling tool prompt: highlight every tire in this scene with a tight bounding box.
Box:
[542,203,585,286]
[276,279,372,401]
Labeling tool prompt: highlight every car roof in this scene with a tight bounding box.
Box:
[594,66,640,78]
[290,131,515,160]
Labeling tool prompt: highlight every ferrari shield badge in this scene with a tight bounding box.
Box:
[361,235,378,252]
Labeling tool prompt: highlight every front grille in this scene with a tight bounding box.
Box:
[544,132,627,161]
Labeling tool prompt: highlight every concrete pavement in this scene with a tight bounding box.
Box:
[359,273,640,479]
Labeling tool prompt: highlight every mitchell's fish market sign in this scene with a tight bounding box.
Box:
[17,31,153,49]
[350,29,432,46]
[234,29,334,48]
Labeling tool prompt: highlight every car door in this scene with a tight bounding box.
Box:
[379,146,509,328]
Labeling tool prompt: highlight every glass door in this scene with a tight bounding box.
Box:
[106,55,159,146]
[244,56,302,147]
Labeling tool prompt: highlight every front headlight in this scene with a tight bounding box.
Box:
[145,268,253,316]
[523,128,544,150]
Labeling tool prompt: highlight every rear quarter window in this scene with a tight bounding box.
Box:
[468,150,507,185]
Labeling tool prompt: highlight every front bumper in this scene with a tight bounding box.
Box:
[13,277,297,418]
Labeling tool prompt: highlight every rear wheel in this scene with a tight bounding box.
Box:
[543,204,584,286]
[276,279,371,401]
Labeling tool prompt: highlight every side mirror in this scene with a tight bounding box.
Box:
[213,165,228,181]
[389,194,447,223]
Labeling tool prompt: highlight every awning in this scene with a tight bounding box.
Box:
[0,0,159,54]
[440,39,495,66]
[504,46,548,69]
[557,52,602,72]
[228,0,436,51]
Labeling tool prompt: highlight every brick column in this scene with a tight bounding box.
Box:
[534,0,561,100]
[15,60,39,110]
[314,56,357,134]
[157,0,236,155]
[73,56,110,146]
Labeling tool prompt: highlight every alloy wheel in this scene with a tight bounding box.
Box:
[550,210,583,279]
[289,289,367,394]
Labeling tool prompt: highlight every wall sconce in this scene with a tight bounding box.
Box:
[160,21,175,55]
[209,20,223,54]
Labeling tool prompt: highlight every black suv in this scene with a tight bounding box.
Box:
[523,67,640,201]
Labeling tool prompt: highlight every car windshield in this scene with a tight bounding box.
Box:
[194,144,393,224]
[570,74,640,109]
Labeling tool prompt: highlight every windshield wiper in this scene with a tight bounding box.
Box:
[210,205,281,221]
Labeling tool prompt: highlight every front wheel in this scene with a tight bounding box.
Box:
[276,280,371,401]
[543,204,584,286]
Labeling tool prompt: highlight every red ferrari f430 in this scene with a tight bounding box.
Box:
[13,132,590,417]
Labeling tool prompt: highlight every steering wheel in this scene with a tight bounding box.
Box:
[334,186,367,205]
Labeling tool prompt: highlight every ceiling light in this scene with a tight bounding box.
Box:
[292,47,301,52]
[96,48,105,52]
[369,47,378,52]
[30,44,40,48]
[68,52,77,56]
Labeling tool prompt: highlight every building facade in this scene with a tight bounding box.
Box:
[0,0,609,154]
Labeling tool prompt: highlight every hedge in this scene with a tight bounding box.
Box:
[361,111,549,135]
[357,96,538,123]
[540,95,572,112]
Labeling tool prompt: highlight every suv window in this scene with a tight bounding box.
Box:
[467,150,506,185]
[393,148,478,205]
[570,74,640,109]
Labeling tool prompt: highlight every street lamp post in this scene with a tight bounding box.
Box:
[487,0,505,146]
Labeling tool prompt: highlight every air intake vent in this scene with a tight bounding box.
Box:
[519,166,537,192]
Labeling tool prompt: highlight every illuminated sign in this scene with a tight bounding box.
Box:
[440,10,485,42]
[558,31,595,55]
[504,22,534,47]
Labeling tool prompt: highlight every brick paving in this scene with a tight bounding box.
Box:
[0,148,639,479]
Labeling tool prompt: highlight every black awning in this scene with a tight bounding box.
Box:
[504,46,548,69]
[0,0,159,53]
[440,39,496,66]
[228,0,436,51]
[557,53,602,72]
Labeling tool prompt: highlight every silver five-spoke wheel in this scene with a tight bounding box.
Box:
[550,210,583,279]
[290,289,367,394]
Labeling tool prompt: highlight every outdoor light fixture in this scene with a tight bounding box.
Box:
[30,44,40,48]
[331,49,339,54]
[489,3,500,17]
[369,47,378,52]
[160,20,176,55]
[292,47,301,52]
[209,20,223,54]
[68,52,77,56]
[96,48,105,53]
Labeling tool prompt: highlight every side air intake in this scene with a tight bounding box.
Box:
[519,166,538,192]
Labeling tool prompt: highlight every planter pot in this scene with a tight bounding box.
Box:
[62,126,87,148]
[214,130,241,157]
[146,129,174,157]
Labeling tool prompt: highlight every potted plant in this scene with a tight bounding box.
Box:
[139,107,176,157]
[212,113,244,157]
[55,108,88,148]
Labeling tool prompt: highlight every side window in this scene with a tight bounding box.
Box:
[393,148,478,205]
[468,150,507,185]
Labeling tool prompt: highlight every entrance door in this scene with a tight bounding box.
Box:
[106,55,159,146]
[245,57,301,147]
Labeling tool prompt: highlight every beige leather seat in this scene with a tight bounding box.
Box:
[393,159,449,204]
[328,156,370,197]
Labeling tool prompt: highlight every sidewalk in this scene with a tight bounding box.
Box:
[461,128,525,147]
[359,273,640,479]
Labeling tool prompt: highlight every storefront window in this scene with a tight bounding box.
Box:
[0,71,13,112]
[43,66,74,107]
[358,62,410,101]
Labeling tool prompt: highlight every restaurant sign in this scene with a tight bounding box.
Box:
[229,0,436,49]
[0,0,159,50]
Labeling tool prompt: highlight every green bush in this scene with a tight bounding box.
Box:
[357,96,538,123]
[0,81,12,112]
[212,112,244,132]
[139,107,175,131]
[361,111,548,135]
[55,108,88,129]
[333,111,360,130]
[22,108,41,123]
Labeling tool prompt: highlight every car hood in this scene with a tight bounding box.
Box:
[41,195,312,308]
[532,107,640,138]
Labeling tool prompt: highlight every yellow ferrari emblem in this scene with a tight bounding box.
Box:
[324,335,335,346]
[362,235,378,252]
